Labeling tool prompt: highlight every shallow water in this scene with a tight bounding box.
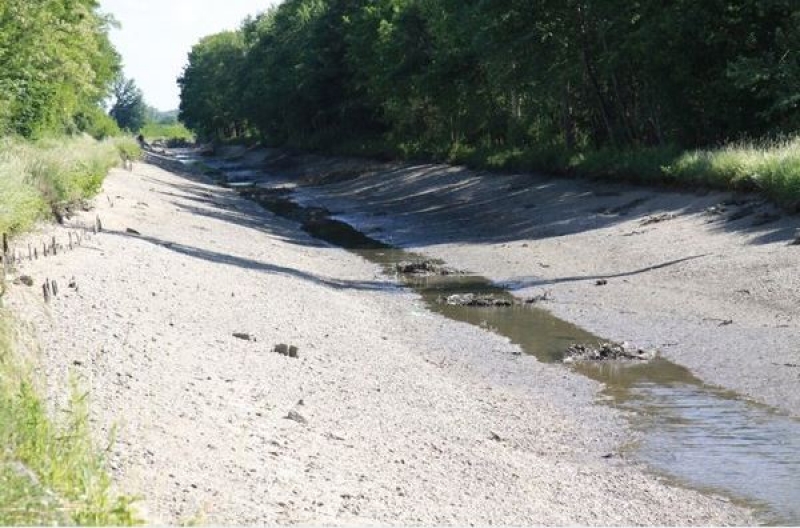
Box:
[199,152,800,525]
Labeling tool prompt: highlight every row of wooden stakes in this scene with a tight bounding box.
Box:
[1,215,105,302]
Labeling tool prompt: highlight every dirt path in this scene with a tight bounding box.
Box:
[4,161,751,524]
[257,153,800,418]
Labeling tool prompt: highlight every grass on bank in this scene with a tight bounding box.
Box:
[141,121,194,145]
[0,134,140,524]
[312,132,800,210]
[0,135,141,234]
[458,137,800,209]
[0,313,138,525]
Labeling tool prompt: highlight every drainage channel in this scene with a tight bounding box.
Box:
[198,156,800,524]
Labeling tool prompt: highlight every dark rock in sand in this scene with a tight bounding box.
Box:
[285,410,308,425]
[14,275,34,287]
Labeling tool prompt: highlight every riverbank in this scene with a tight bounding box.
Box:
[3,159,751,524]
[234,147,800,420]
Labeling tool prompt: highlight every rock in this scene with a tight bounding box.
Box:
[233,332,255,341]
[285,410,307,425]
[564,342,658,363]
[126,227,141,235]
[274,343,299,358]
[595,279,608,286]
[440,293,513,307]
[395,260,460,276]
[524,291,552,304]
[14,275,34,287]
[640,212,676,226]
[489,431,504,442]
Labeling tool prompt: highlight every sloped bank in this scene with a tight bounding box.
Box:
[239,147,800,419]
[6,155,756,524]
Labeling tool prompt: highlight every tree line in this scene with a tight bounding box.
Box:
[0,0,126,138]
[178,0,799,159]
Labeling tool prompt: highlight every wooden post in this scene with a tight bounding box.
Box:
[43,282,50,303]
[50,280,58,297]
[34,247,38,260]
[28,243,32,261]
[2,233,8,255]
[51,236,57,256]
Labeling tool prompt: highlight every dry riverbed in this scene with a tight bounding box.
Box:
[252,149,800,419]
[5,161,752,524]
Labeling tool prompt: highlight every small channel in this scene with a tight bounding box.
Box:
[199,156,800,524]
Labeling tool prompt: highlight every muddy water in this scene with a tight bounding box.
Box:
[196,155,800,525]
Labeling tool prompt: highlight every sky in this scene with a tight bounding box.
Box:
[100,0,279,111]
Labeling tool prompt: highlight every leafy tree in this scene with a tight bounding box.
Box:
[109,78,146,132]
[178,0,800,152]
[0,0,121,137]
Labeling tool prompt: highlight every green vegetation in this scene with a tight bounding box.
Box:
[0,4,143,523]
[178,0,800,204]
[0,0,121,139]
[141,122,194,144]
[109,78,147,134]
[0,313,138,525]
[0,136,140,234]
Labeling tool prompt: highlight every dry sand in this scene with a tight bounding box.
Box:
[4,160,752,524]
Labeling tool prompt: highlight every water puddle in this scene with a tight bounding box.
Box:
[200,155,800,525]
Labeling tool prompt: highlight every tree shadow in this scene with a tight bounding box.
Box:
[105,229,393,292]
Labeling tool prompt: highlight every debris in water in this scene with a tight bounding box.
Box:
[563,342,657,363]
[439,293,513,307]
[395,260,460,276]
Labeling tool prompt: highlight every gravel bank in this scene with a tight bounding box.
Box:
[263,153,800,418]
[5,161,751,524]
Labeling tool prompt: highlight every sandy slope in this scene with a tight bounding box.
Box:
[265,155,800,418]
[4,161,750,524]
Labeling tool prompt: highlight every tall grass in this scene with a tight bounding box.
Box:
[0,135,141,524]
[0,135,140,234]
[141,122,194,144]
[431,136,800,209]
[0,312,139,525]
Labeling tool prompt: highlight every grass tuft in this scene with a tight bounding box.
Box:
[0,313,139,525]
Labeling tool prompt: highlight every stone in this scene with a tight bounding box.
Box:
[285,410,308,425]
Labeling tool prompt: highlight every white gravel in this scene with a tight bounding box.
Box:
[5,161,752,525]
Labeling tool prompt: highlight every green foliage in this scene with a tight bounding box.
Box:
[0,136,134,234]
[141,121,194,143]
[0,0,121,138]
[0,313,139,525]
[178,31,249,140]
[110,78,147,133]
[178,0,800,204]
[179,0,799,152]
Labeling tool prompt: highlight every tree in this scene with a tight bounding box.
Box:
[0,0,121,137]
[110,78,146,132]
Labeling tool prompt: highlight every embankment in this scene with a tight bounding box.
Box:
[3,157,752,524]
